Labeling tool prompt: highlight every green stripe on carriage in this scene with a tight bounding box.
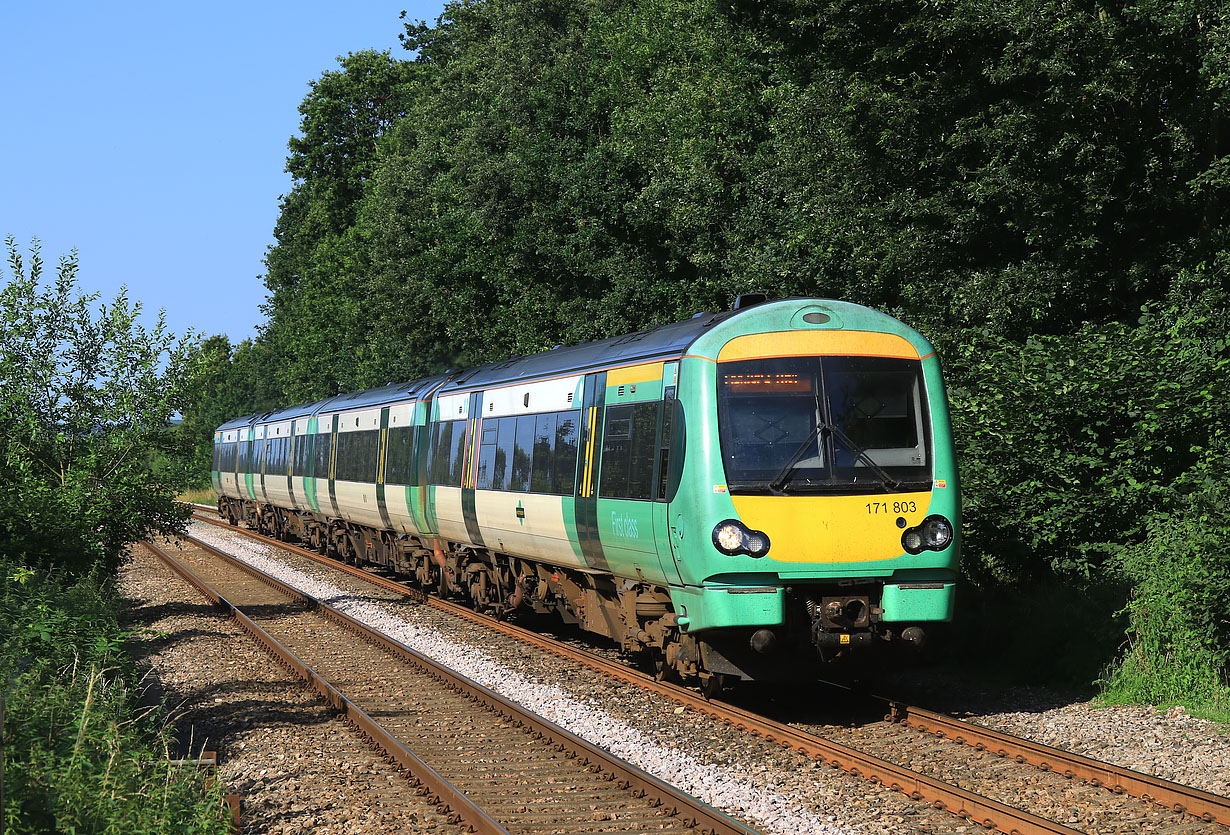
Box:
[561,496,582,560]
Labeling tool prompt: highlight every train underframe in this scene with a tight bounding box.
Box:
[216,495,916,694]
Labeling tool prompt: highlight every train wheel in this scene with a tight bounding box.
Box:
[700,673,729,700]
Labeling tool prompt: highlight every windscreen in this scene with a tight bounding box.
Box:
[717,356,931,494]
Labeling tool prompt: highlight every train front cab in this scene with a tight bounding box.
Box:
[666,299,960,681]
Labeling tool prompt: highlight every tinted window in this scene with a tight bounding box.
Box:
[475,420,499,490]
[451,424,467,486]
[509,415,534,491]
[429,421,465,487]
[253,439,265,474]
[493,417,514,489]
[336,430,379,482]
[531,413,556,493]
[315,432,333,479]
[657,398,675,500]
[217,442,237,472]
[386,425,416,484]
[599,403,658,499]
[292,434,311,477]
[554,411,580,494]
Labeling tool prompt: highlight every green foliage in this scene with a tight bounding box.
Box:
[177,335,281,486]
[946,280,1230,584]
[1101,479,1230,715]
[262,51,421,402]
[0,561,231,834]
[0,238,201,575]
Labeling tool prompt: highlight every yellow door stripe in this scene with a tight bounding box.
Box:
[378,428,387,483]
[582,406,597,497]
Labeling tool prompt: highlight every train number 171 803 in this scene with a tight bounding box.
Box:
[867,500,917,514]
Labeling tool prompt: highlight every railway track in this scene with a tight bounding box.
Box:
[142,535,759,835]
[183,509,1230,835]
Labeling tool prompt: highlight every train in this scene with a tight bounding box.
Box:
[212,295,960,693]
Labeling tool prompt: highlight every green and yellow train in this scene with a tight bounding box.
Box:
[213,296,960,692]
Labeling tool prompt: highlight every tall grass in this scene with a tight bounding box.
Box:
[1,561,231,834]
[176,487,217,507]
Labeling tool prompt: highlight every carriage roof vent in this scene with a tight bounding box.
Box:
[733,292,769,310]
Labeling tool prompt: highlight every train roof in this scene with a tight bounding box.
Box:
[434,309,740,395]
[216,301,778,432]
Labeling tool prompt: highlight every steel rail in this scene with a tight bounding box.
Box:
[888,703,1230,826]
[141,540,511,835]
[185,517,1093,835]
[160,535,758,835]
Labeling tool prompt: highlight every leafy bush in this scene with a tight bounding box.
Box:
[945,284,1230,586]
[1101,481,1230,715]
[1,561,231,834]
[0,239,200,575]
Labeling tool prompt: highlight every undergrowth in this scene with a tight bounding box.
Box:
[1098,482,1230,723]
[176,487,217,507]
[0,559,231,834]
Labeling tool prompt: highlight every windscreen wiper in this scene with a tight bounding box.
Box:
[768,421,902,493]
[767,423,824,493]
[828,422,902,489]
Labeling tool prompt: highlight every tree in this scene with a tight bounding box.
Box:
[0,238,202,575]
[262,50,422,402]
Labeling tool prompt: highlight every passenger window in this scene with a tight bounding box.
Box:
[476,425,497,490]
[336,430,379,482]
[315,432,332,479]
[657,399,675,500]
[599,403,659,500]
[450,424,467,486]
[493,418,514,490]
[509,415,534,491]
[429,421,453,484]
[554,411,580,494]
[386,426,414,484]
[531,413,555,493]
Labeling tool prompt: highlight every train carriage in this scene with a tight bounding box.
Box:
[213,297,960,691]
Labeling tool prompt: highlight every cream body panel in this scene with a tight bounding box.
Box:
[384,482,421,536]
[432,486,468,542]
[436,393,469,421]
[334,479,385,529]
[388,402,415,427]
[310,477,332,517]
[291,476,310,512]
[474,491,581,568]
[338,409,381,433]
[264,475,292,510]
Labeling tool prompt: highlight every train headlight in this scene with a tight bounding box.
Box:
[712,520,771,558]
[901,515,954,554]
[921,516,953,549]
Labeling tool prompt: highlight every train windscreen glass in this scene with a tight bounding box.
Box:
[717,356,931,494]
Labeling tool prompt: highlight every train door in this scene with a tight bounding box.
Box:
[574,372,610,572]
[652,362,684,585]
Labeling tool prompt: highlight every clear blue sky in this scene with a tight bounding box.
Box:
[0,1,444,344]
